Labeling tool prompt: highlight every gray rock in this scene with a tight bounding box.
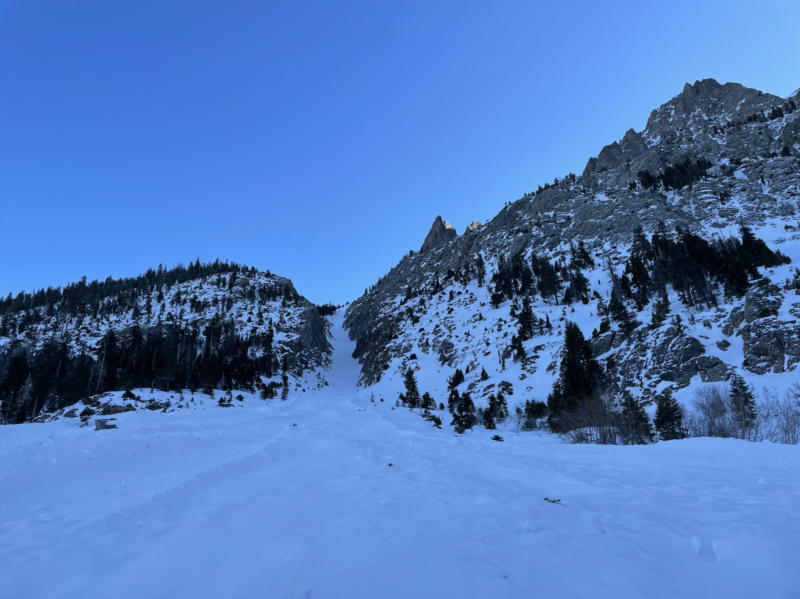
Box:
[100,403,136,415]
[722,307,745,336]
[740,319,800,374]
[465,221,483,233]
[590,332,616,357]
[743,278,782,323]
[696,356,730,382]
[94,418,117,431]
[420,216,458,253]
[716,339,731,351]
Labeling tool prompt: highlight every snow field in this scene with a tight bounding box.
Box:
[1,312,799,598]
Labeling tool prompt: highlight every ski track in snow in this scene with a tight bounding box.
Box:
[1,312,799,599]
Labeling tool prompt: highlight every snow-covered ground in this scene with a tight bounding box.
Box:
[1,312,799,598]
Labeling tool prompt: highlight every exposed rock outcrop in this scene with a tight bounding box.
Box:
[420,216,457,253]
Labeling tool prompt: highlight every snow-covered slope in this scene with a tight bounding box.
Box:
[1,312,798,599]
[344,78,800,416]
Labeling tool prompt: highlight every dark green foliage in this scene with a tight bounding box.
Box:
[618,394,655,445]
[521,399,547,430]
[637,157,712,191]
[547,321,603,432]
[511,335,526,363]
[447,388,460,415]
[475,253,486,287]
[451,392,477,434]
[609,284,635,333]
[649,224,788,306]
[728,373,757,430]
[448,368,465,391]
[671,314,685,336]
[316,303,339,316]
[482,407,496,429]
[650,293,670,328]
[535,257,561,301]
[426,413,443,428]
[517,296,535,341]
[653,388,685,440]
[399,367,421,409]
[485,392,509,429]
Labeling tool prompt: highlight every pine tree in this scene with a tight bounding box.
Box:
[619,394,654,445]
[448,368,465,391]
[480,366,489,381]
[482,406,496,429]
[517,296,534,341]
[447,388,460,415]
[653,388,685,440]
[522,399,547,430]
[281,374,289,400]
[402,367,421,409]
[547,321,603,432]
[728,373,757,434]
[511,335,526,363]
[475,254,486,287]
[452,392,477,434]
[650,292,670,328]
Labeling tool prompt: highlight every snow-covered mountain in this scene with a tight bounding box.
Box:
[2,78,800,599]
[343,79,800,418]
[0,260,332,423]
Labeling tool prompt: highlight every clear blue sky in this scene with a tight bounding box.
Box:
[1,0,797,305]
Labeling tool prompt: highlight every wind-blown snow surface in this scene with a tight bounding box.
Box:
[1,313,799,599]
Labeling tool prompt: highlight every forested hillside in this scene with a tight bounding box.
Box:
[0,260,332,423]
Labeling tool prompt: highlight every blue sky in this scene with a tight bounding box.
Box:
[1,0,798,305]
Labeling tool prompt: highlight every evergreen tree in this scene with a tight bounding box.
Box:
[653,388,685,440]
[609,282,634,332]
[547,321,603,432]
[517,296,535,341]
[650,292,670,328]
[522,399,547,430]
[475,254,486,287]
[482,405,496,429]
[480,366,489,381]
[281,374,289,400]
[452,392,477,433]
[728,373,757,433]
[618,394,655,444]
[447,387,460,415]
[448,368,465,391]
[537,260,560,301]
[511,335,527,363]
[401,367,421,409]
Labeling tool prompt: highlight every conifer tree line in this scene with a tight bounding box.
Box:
[0,260,318,425]
[541,319,797,445]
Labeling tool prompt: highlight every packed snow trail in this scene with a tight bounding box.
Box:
[1,312,799,598]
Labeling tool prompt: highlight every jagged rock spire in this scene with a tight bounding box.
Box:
[420,216,457,253]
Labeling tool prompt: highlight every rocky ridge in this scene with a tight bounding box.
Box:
[344,79,800,407]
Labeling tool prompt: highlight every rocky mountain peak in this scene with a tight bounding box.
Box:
[644,78,783,137]
[420,215,458,253]
[582,78,797,180]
